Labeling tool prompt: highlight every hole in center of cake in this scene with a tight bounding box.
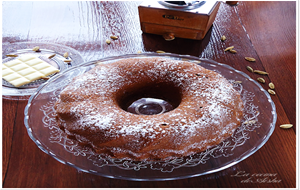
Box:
[127,97,173,115]
[117,82,182,115]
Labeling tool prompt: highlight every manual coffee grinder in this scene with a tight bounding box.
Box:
[138,1,221,40]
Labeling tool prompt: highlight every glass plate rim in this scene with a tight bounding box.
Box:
[24,53,277,181]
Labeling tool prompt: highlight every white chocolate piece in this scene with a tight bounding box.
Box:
[3,72,22,81]
[24,71,45,81]
[2,55,60,87]
[10,62,30,71]
[26,58,44,66]
[32,62,52,70]
[17,67,36,76]
[2,67,14,76]
[18,55,36,62]
[4,59,23,67]
[9,77,30,87]
[40,67,61,76]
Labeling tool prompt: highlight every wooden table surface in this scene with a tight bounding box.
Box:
[2,1,296,188]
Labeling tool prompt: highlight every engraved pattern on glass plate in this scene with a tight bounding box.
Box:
[40,80,262,173]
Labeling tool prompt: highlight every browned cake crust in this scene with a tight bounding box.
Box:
[54,58,244,161]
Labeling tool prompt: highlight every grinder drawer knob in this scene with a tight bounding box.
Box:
[163,33,175,41]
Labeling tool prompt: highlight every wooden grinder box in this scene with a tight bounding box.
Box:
[138,1,221,40]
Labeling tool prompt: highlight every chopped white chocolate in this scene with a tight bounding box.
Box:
[2,55,60,87]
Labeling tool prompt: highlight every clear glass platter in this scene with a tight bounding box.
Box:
[24,53,276,181]
[2,42,84,100]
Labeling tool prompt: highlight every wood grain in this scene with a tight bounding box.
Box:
[236,1,296,129]
[2,99,18,182]
[2,1,295,188]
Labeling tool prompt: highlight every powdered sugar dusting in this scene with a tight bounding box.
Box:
[55,57,244,160]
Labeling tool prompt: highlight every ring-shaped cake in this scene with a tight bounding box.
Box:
[54,57,244,160]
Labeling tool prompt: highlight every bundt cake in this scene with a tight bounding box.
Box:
[54,57,244,161]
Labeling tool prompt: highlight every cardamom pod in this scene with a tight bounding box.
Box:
[246,66,254,72]
[257,77,265,83]
[269,82,275,89]
[156,50,166,53]
[48,54,56,59]
[229,49,237,53]
[224,46,234,52]
[233,81,242,84]
[32,46,40,52]
[41,77,50,80]
[268,89,276,95]
[245,57,256,62]
[110,35,118,40]
[6,54,18,57]
[254,70,269,75]
[280,124,293,129]
[221,35,226,41]
[63,52,69,58]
